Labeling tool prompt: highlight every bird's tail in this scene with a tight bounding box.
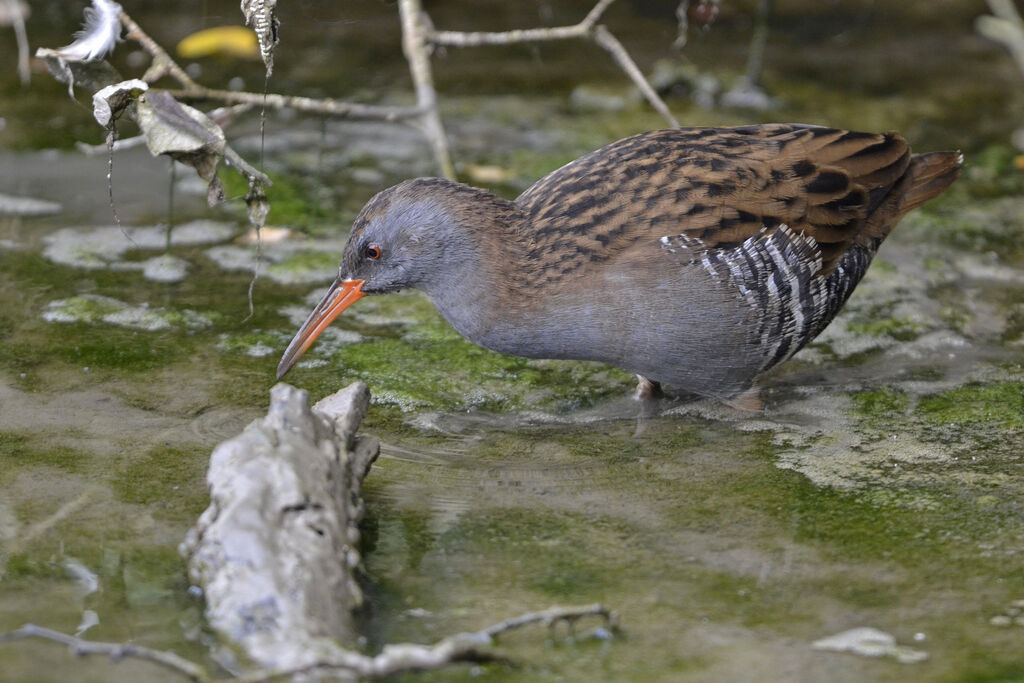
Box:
[860,149,962,245]
[898,151,963,214]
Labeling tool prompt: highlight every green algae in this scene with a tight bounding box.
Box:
[216,329,282,357]
[0,431,86,480]
[362,417,1024,681]
[902,194,1024,266]
[109,445,209,522]
[917,382,1024,429]
[220,170,335,234]
[851,387,910,419]
[286,307,634,413]
[846,317,924,341]
[267,249,339,275]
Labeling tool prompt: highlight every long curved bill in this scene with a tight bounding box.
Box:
[276,278,366,379]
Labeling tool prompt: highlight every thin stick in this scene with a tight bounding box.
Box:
[165,88,424,121]
[120,11,198,89]
[242,603,617,681]
[398,0,455,179]
[592,26,679,127]
[425,0,677,128]
[1,604,616,682]
[114,0,676,176]
[480,602,617,639]
[6,0,30,84]
[428,0,616,46]
[0,624,211,682]
[122,9,423,121]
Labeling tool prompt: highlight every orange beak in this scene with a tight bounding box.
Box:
[276,278,366,379]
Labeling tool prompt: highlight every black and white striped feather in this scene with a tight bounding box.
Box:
[660,223,873,373]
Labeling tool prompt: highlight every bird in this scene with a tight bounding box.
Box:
[276,124,961,410]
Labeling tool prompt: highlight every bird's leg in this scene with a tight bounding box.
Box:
[724,385,764,413]
[634,375,664,400]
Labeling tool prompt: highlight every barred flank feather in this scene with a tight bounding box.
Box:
[57,0,122,61]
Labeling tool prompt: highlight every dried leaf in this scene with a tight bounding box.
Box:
[240,0,279,75]
[91,78,148,127]
[135,91,228,206]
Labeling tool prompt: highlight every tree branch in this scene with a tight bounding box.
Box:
[5,0,30,84]
[0,624,211,682]
[112,0,676,177]
[120,10,198,89]
[241,603,617,681]
[592,26,679,127]
[1,604,616,682]
[398,0,456,179]
[121,9,424,123]
[164,88,425,122]
[424,0,678,127]
[427,0,616,45]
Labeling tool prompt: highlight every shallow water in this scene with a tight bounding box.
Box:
[2,1,1024,681]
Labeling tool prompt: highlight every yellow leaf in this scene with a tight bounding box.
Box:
[463,163,515,184]
[177,26,260,60]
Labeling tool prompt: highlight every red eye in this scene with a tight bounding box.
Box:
[365,244,382,260]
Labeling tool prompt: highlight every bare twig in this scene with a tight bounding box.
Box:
[120,9,424,122]
[75,134,147,155]
[5,0,30,84]
[428,0,616,45]
[120,10,197,89]
[424,0,677,127]
[398,0,455,179]
[110,0,675,178]
[977,0,1024,78]
[480,602,618,639]
[1,604,616,682]
[165,88,424,121]
[743,0,772,88]
[0,624,211,682]
[241,603,617,681]
[592,26,680,127]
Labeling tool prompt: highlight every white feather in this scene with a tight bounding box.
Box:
[57,0,122,62]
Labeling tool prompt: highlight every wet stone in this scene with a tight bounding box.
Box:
[0,193,62,217]
[42,294,215,331]
[39,220,237,282]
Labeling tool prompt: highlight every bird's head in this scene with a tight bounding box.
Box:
[276,178,503,379]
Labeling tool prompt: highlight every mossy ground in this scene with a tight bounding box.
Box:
[4,150,1023,680]
[3,1,1024,680]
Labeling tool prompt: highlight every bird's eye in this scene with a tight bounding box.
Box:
[365,244,382,260]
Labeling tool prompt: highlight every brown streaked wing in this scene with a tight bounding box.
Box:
[515,125,911,278]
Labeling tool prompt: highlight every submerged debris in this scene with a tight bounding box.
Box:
[812,627,928,664]
[182,382,378,669]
